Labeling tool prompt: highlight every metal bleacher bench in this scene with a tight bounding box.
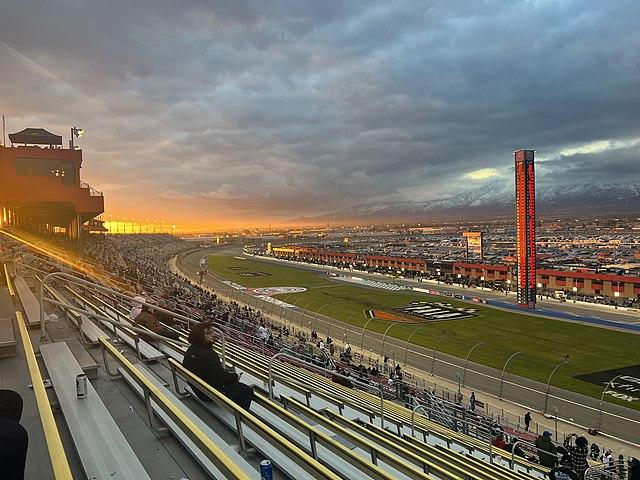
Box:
[13,275,44,328]
[40,341,151,479]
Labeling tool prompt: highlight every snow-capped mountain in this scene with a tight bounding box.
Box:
[292,181,640,224]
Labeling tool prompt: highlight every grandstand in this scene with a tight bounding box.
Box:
[0,229,636,479]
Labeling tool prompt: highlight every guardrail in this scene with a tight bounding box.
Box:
[3,261,15,296]
[16,311,74,479]
[80,181,103,197]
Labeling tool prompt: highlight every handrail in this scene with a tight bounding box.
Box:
[168,358,340,480]
[3,261,15,296]
[99,339,249,480]
[411,403,494,462]
[268,348,386,428]
[280,396,430,480]
[16,311,74,479]
[320,408,469,480]
[37,271,226,364]
[38,290,188,349]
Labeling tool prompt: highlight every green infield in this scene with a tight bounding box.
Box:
[207,254,640,407]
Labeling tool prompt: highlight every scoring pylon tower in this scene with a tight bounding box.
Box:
[514,149,536,308]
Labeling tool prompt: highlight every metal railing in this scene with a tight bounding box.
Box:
[36,271,227,364]
[80,181,103,197]
[168,358,341,479]
[99,339,250,480]
[268,348,386,428]
[16,311,74,479]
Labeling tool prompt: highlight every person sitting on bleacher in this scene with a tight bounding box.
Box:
[0,389,28,480]
[134,304,180,340]
[183,323,254,411]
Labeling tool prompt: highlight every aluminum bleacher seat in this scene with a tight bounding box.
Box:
[13,275,45,328]
[39,340,152,479]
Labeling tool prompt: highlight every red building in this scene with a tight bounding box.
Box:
[363,255,426,273]
[453,262,640,300]
[514,149,536,307]
[0,128,104,239]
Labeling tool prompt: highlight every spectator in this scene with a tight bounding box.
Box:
[0,389,28,480]
[629,457,640,480]
[469,392,476,411]
[564,434,589,477]
[589,443,600,461]
[549,453,579,480]
[492,433,507,450]
[182,323,254,411]
[524,411,532,432]
[128,292,146,320]
[506,436,525,458]
[535,431,558,468]
[600,449,614,471]
[258,325,268,342]
[133,304,180,340]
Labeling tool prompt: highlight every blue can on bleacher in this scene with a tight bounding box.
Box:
[260,459,272,480]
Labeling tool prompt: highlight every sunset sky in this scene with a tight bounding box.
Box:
[1,1,639,230]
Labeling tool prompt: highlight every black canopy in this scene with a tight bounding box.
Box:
[9,128,62,146]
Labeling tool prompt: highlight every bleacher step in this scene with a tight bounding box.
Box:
[0,316,17,358]
[64,337,99,379]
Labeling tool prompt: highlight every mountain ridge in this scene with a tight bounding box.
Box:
[291,180,640,224]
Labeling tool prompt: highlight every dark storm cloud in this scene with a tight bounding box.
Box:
[1,0,639,220]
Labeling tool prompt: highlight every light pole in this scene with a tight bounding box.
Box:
[543,354,570,414]
[380,322,400,360]
[312,304,327,331]
[499,351,522,400]
[403,324,428,366]
[289,297,307,325]
[300,300,318,328]
[551,406,559,441]
[360,317,376,351]
[431,333,452,376]
[462,342,483,387]
[329,313,352,339]
[343,313,356,340]
[597,374,624,432]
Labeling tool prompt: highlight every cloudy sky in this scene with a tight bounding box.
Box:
[1,0,639,229]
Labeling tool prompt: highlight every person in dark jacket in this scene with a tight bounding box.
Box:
[182,323,254,411]
[0,389,28,480]
[629,457,640,480]
[535,431,558,468]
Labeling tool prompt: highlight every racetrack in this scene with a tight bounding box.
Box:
[175,246,640,446]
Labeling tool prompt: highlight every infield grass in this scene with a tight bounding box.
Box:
[207,254,640,407]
